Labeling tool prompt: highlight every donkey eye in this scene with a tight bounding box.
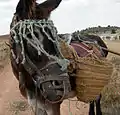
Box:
[34,32,39,38]
[27,33,32,39]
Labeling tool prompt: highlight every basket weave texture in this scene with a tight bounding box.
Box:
[59,40,113,103]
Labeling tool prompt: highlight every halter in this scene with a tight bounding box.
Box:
[10,16,71,104]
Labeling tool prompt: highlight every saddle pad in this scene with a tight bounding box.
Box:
[70,42,102,58]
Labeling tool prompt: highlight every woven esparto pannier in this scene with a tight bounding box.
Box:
[59,40,113,103]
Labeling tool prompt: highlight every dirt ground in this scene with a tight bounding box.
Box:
[0,38,89,115]
[0,38,120,115]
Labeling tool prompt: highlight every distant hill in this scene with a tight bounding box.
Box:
[72,26,120,40]
[0,34,10,41]
[79,26,120,35]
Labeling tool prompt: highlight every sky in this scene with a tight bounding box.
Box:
[0,0,120,35]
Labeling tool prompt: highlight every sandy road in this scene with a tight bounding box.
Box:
[0,62,88,115]
[0,63,33,115]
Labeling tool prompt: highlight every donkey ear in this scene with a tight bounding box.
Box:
[38,0,62,13]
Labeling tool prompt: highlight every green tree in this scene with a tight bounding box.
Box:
[111,29,116,34]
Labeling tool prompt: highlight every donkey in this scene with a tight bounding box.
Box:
[9,0,108,115]
[10,0,74,115]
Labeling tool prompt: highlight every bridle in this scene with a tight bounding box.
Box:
[33,62,70,101]
[25,54,71,104]
[10,16,71,109]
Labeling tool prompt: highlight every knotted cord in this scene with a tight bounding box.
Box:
[10,19,70,71]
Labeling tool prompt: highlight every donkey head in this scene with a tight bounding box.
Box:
[11,0,63,66]
[13,0,63,61]
[10,0,72,104]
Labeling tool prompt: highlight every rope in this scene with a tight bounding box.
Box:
[33,79,38,115]
[73,33,97,45]
[68,99,72,115]
[101,46,120,56]
[10,19,70,71]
